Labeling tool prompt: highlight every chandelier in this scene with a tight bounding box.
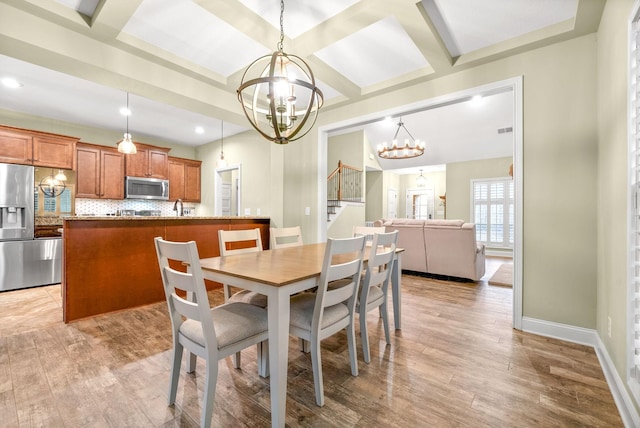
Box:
[116,92,137,154]
[377,118,425,159]
[416,169,427,187]
[237,0,323,144]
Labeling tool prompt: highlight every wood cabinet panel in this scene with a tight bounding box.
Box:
[0,125,77,168]
[0,128,32,164]
[62,217,270,322]
[168,156,201,202]
[76,143,124,199]
[33,135,76,169]
[125,144,170,179]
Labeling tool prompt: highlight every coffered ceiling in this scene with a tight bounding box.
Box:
[0,0,604,171]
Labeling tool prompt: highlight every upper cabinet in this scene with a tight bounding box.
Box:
[169,157,202,202]
[76,143,124,199]
[125,143,170,179]
[0,125,78,169]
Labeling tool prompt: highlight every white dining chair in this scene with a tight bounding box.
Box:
[357,230,398,363]
[353,225,386,242]
[218,228,267,307]
[154,237,269,428]
[288,235,366,406]
[270,226,303,249]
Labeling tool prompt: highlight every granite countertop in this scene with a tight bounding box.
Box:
[64,216,271,221]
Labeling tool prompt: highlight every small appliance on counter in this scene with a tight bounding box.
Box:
[0,163,61,291]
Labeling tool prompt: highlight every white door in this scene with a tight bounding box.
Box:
[387,188,397,218]
[221,183,231,216]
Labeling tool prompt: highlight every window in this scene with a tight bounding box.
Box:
[628,3,640,403]
[35,185,73,217]
[472,178,513,248]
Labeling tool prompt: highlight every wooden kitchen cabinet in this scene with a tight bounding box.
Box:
[76,143,124,199]
[125,143,170,179]
[0,125,78,169]
[169,156,202,202]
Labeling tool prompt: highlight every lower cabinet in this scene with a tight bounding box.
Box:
[169,157,201,202]
[76,143,124,199]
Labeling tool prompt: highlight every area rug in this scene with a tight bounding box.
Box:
[488,263,513,287]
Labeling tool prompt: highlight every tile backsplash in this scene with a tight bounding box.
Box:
[75,199,198,216]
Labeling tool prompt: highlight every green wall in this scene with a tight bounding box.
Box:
[597,0,634,410]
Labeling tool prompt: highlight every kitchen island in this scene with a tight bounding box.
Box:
[62,216,270,323]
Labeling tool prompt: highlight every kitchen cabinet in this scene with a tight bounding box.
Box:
[0,125,78,169]
[169,156,202,202]
[76,143,124,199]
[125,143,170,179]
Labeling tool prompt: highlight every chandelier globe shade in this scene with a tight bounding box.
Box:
[39,169,66,197]
[377,118,425,159]
[237,0,323,145]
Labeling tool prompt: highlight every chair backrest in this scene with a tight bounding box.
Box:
[218,228,263,256]
[353,226,386,242]
[154,237,217,350]
[270,226,303,249]
[313,236,366,331]
[361,231,398,306]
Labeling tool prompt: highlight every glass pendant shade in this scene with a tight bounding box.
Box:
[416,169,427,187]
[237,0,323,144]
[117,93,137,154]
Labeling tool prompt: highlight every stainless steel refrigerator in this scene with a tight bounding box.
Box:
[0,163,62,291]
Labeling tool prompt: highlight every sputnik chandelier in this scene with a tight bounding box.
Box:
[377,118,425,159]
[237,0,323,144]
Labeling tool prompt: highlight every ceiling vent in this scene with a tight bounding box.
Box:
[498,127,513,134]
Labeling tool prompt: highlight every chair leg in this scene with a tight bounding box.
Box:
[168,343,183,405]
[201,356,218,428]
[310,338,324,407]
[346,322,359,377]
[360,308,371,364]
[186,351,197,373]
[232,351,241,369]
[223,284,232,301]
[381,301,391,345]
[257,341,269,378]
[300,338,310,353]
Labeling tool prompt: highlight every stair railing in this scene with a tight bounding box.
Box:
[327,160,362,202]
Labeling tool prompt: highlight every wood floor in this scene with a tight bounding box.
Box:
[0,258,622,427]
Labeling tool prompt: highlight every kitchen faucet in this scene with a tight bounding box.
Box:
[173,199,184,216]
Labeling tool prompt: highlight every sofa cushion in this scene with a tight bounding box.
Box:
[424,219,464,228]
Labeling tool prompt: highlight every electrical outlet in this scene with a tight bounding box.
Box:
[608,316,612,338]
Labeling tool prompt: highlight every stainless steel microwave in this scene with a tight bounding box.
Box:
[125,176,169,200]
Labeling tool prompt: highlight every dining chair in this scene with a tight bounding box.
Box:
[353,225,386,242]
[154,237,269,428]
[218,228,267,307]
[288,235,366,406]
[269,226,303,249]
[357,230,398,364]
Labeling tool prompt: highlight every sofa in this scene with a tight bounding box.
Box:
[374,218,486,281]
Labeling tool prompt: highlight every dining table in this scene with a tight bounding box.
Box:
[199,242,403,428]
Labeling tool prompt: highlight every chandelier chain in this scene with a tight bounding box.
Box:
[278,0,284,51]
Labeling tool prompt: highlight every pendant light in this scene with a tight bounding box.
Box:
[117,92,137,154]
[416,169,427,187]
[377,118,425,159]
[39,168,66,197]
[217,120,228,168]
[237,0,323,144]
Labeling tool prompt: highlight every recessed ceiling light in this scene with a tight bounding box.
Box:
[119,107,131,116]
[470,95,483,106]
[195,126,204,134]
[1,77,23,89]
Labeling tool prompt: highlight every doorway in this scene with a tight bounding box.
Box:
[318,76,523,329]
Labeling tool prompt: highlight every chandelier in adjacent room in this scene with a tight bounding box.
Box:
[377,118,425,159]
[237,0,323,144]
[116,92,137,154]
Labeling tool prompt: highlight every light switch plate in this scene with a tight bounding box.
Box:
[305,207,311,215]
[244,208,250,215]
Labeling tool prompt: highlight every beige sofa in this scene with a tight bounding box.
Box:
[374,218,486,281]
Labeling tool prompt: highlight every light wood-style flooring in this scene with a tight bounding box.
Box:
[0,258,622,427]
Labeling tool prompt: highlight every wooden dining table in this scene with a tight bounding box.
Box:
[199,242,403,428]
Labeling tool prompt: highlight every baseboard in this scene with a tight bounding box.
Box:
[522,317,640,427]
